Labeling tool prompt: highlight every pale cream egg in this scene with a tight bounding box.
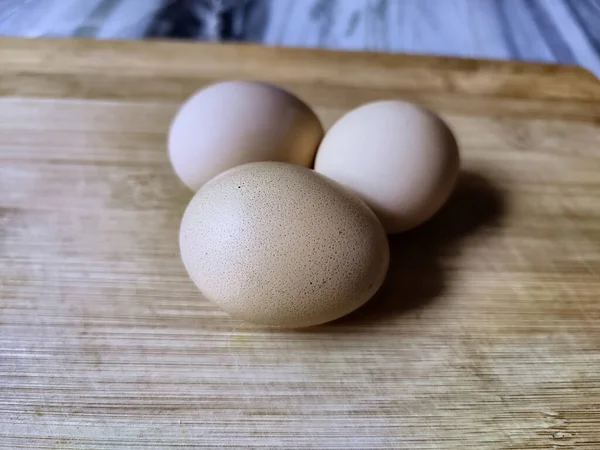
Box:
[168,81,324,191]
[315,100,460,234]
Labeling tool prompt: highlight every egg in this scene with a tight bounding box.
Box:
[179,162,389,327]
[315,100,460,234]
[168,81,324,191]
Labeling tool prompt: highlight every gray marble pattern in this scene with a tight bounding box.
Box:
[1,0,599,75]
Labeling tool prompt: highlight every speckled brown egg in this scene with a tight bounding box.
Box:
[168,81,324,192]
[315,100,460,234]
[179,162,389,327]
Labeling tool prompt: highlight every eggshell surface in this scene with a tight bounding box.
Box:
[179,162,389,327]
[169,81,324,191]
[315,100,460,234]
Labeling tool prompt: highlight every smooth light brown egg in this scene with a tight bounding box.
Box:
[179,162,389,327]
[315,100,460,234]
[168,81,324,191]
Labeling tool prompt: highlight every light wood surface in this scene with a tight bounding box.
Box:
[1,38,599,449]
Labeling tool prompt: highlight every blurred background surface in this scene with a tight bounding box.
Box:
[1,0,599,75]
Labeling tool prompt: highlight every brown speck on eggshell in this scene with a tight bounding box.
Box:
[179,162,389,327]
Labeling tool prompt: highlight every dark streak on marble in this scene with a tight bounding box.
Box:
[345,10,360,38]
[146,0,203,40]
[566,0,600,55]
[525,0,577,65]
[310,0,337,47]
[73,0,121,38]
[220,0,269,42]
[495,0,523,60]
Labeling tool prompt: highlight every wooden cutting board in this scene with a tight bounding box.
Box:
[1,38,599,449]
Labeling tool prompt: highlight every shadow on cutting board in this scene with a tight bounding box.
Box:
[327,170,506,328]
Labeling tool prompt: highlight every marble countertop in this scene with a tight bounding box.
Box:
[1,0,599,75]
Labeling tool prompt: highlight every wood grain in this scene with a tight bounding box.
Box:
[1,38,600,449]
